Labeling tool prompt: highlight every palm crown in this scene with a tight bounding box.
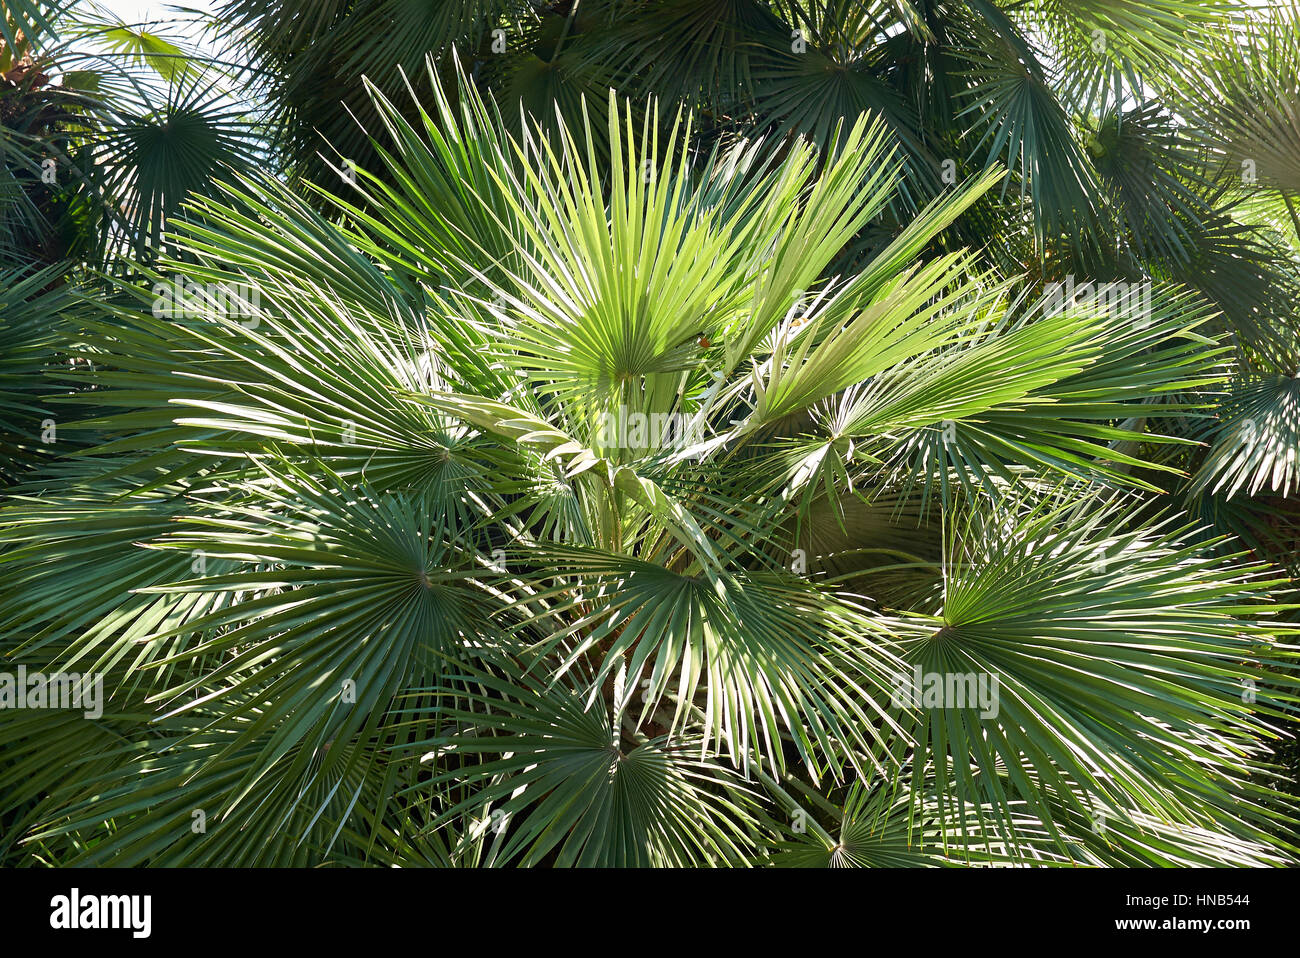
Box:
[3,63,1297,866]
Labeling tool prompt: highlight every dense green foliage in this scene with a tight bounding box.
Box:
[2,0,1299,866]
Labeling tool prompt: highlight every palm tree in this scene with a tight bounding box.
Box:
[2,70,1295,866]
